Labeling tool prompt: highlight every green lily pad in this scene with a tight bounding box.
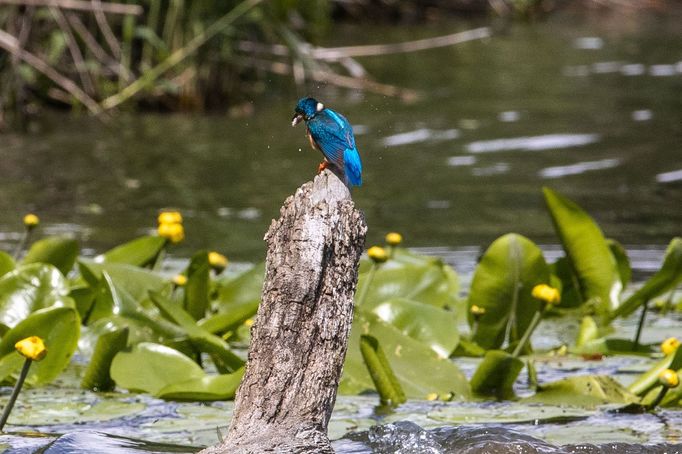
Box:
[156,368,244,401]
[523,375,640,408]
[469,233,549,350]
[0,264,69,328]
[111,342,205,395]
[470,350,524,399]
[357,259,459,310]
[370,298,459,358]
[427,402,594,424]
[340,313,470,400]
[543,187,622,315]
[198,301,259,334]
[608,239,632,289]
[0,252,15,278]
[215,263,264,311]
[97,236,166,267]
[184,251,210,321]
[0,305,80,385]
[81,327,129,392]
[78,259,165,303]
[609,237,682,321]
[22,236,79,276]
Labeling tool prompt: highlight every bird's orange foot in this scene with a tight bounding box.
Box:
[317,161,329,174]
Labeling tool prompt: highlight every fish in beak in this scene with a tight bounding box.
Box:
[292,113,304,127]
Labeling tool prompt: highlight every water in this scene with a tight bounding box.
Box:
[1,11,681,261]
[0,7,681,454]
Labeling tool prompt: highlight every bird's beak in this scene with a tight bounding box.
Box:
[291,113,304,127]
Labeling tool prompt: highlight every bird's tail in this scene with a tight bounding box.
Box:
[344,148,362,187]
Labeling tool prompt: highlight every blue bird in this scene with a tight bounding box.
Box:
[291,97,362,187]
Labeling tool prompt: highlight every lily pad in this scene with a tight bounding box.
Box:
[215,263,264,310]
[110,342,205,395]
[469,233,549,350]
[523,375,639,408]
[97,236,166,267]
[156,369,244,401]
[470,350,524,399]
[0,252,15,278]
[370,298,459,358]
[543,187,621,315]
[78,259,165,303]
[340,313,470,400]
[0,264,69,328]
[22,236,79,276]
[184,251,210,321]
[0,305,80,385]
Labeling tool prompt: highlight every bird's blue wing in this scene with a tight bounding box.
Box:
[308,109,355,164]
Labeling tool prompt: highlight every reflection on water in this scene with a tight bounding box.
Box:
[1,11,681,260]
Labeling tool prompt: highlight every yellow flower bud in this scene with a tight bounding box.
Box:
[658,369,680,388]
[470,305,486,316]
[15,336,47,361]
[385,232,403,247]
[208,251,228,272]
[157,222,184,244]
[367,246,388,264]
[23,214,39,228]
[661,337,680,355]
[531,284,561,306]
[425,392,438,401]
[172,274,187,286]
[158,211,183,225]
[244,319,254,327]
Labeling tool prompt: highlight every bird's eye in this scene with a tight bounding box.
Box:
[316,102,324,112]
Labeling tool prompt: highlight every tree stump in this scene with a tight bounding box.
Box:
[200,170,367,454]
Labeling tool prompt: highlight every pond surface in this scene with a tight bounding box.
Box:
[1,9,681,261]
[0,6,681,454]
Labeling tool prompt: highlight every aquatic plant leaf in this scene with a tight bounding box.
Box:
[627,345,682,396]
[0,251,15,278]
[22,236,79,276]
[451,338,486,357]
[215,262,264,310]
[358,247,435,274]
[149,291,244,373]
[110,342,205,395]
[608,239,631,288]
[360,335,406,406]
[184,251,210,320]
[543,187,621,315]
[358,259,460,310]
[198,301,259,334]
[470,350,524,399]
[427,402,593,424]
[0,264,69,328]
[609,237,682,321]
[81,327,129,392]
[370,298,459,358]
[97,236,166,267]
[156,368,244,401]
[550,257,582,308]
[469,233,549,350]
[523,375,639,408]
[78,259,165,302]
[0,306,80,385]
[575,316,599,348]
[340,313,470,400]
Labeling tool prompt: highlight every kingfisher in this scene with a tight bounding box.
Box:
[291,97,362,187]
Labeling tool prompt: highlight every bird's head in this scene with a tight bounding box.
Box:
[292,97,324,127]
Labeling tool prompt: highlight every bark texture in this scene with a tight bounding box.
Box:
[200,170,366,454]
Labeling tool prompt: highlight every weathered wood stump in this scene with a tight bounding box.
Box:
[200,170,367,453]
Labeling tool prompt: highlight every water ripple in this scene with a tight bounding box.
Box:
[539,158,620,179]
[466,134,599,153]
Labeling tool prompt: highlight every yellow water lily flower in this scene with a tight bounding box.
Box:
[661,337,680,355]
[23,214,39,228]
[385,232,403,247]
[158,211,183,225]
[15,336,47,361]
[172,274,187,286]
[531,284,561,306]
[470,305,486,316]
[244,319,254,327]
[367,246,388,264]
[208,251,228,272]
[658,369,680,388]
[425,392,438,401]
[157,222,184,244]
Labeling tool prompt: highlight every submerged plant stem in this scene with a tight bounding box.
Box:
[512,308,544,358]
[633,302,649,351]
[0,358,32,432]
